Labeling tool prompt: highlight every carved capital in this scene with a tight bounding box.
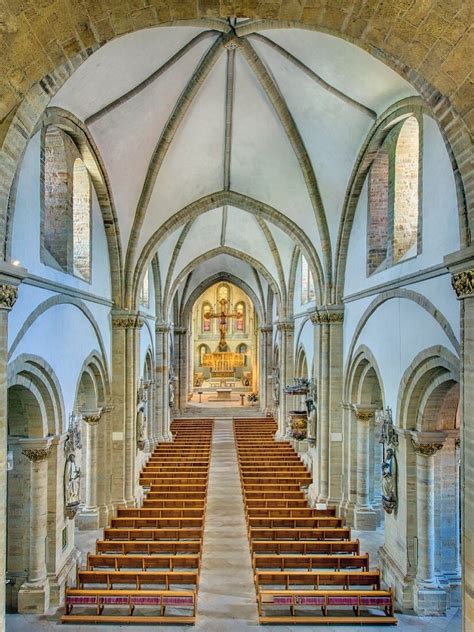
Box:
[112,310,143,329]
[22,445,52,462]
[410,431,446,456]
[156,322,172,334]
[276,320,294,333]
[259,325,273,334]
[451,270,474,298]
[82,408,103,425]
[352,404,378,422]
[309,306,344,325]
[0,283,18,310]
[173,327,187,335]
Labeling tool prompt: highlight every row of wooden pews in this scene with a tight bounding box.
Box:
[61,418,213,625]
[233,417,397,626]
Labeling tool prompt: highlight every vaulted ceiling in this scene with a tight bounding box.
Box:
[50,21,419,316]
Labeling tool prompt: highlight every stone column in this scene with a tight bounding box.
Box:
[0,263,26,630]
[77,409,102,530]
[259,325,273,413]
[96,405,113,525]
[353,405,378,530]
[446,248,474,630]
[411,431,448,615]
[17,438,53,614]
[276,320,294,439]
[156,323,172,442]
[310,306,344,504]
[339,401,356,521]
[111,312,142,508]
[174,326,188,413]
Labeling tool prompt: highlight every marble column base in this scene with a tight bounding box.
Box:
[354,506,378,530]
[439,573,462,607]
[414,583,448,616]
[379,544,415,611]
[339,500,356,526]
[17,579,50,614]
[76,508,100,530]
[97,504,110,528]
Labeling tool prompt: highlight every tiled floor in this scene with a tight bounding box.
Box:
[6,417,461,631]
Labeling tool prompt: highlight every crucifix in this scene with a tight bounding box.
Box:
[204,298,243,351]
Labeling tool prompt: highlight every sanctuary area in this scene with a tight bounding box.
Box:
[0,2,471,631]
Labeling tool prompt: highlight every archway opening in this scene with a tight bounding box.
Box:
[188,281,259,408]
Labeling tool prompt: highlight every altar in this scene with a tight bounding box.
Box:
[215,388,232,401]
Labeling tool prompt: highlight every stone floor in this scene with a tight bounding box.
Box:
[6,417,461,631]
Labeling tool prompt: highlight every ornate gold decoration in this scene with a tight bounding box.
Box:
[353,407,375,422]
[451,270,474,298]
[0,283,18,310]
[22,445,52,462]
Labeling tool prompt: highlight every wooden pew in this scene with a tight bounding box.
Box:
[252,553,369,572]
[103,527,203,542]
[249,527,351,542]
[61,588,196,624]
[87,553,201,572]
[255,570,380,590]
[247,517,343,529]
[251,540,360,556]
[110,517,204,529]
[77,570,199,590]
[95,540,202,556]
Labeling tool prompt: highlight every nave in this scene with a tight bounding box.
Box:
[7,416,460,631]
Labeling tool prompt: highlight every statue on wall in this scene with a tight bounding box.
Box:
[272,366,280,407]
[168,367,176,408]
[378,407,398,514]
[64,413,82,519]
[306,396,317,447]
[64,453,81,518]
[136,379,148,450]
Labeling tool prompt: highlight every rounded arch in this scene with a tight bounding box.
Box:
[335,98,469,301]
[7,354,65,437]
[74,350,110,411]
[132,191,323,311]
[345,344,385,407]
[397,345,460,431]
[181,271,265,329]
[295,344,309,379]
[8,294,110,373]
[345,288,460,374]
[167,248,279,321]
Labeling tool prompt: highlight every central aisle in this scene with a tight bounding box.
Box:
[197,418,258,630]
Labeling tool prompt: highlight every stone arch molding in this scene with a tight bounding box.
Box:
[345,344,386,406]
[7,353,65,437]
[8,294,110,375]
[0,14,471,289]
[345,288,460,374]
[180,271,265,327]
[397,344,460,431]
[165,246,283,320]
[134,191,323,311]
[74,351,111,410]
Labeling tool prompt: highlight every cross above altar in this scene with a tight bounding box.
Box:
[204,298,243,351]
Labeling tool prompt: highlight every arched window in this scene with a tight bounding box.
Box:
[235,302,245,332]
[301,255,315,304]
[202,302,212,333]
[238,343,248,366]
[199,344,210,366]
[367,115,420,275]
[140,269,149,308]
[72,158,91,280]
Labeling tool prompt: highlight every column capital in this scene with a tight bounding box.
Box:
[20,437,54,462]
[111,310,143,329]
[309,305,344,325]
[0,261,28,311]
[173,326,187,335]
[409,430,447,456]
[259,325,273,334]
[81,408,103,425]
[276,319,294,332]
[156,321,172,334]
[445,246,474,298]
[352,403,379,421]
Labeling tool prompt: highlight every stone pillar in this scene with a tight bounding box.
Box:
[156,323,172,442]
[17,438,53,614]
[111,312,142,508]
[259,325,273,412]
[411,431,448,615]
[339,401,356,521]
[310,306,344,504]
[446,248,474,630]
[96,405,113,526]
[77,409,102,530]
[174,326,188,413]
[353,405,378,530]
[0,263,26,630]
[276,320,294,439]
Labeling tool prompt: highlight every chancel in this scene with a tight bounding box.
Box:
[0,3,471,631]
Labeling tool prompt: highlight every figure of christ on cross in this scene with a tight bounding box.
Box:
[204,298,243,351]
